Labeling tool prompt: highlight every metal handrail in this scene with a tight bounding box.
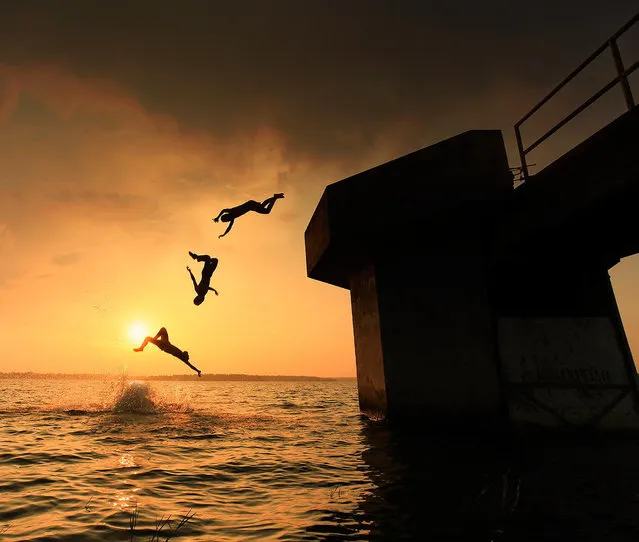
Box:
[514,12,638,183]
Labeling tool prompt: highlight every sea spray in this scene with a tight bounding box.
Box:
[108,374,193,414]
[112,380,156,413]
[3,374,194,414]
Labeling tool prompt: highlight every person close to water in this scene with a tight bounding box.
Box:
[187,251,219,306]
[213,193,284,238]
[133,327,201,377]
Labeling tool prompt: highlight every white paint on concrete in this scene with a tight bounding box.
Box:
[499,317,637,427]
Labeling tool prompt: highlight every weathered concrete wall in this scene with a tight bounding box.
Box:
[493,263,638,429]
[349,265,387,419]
[371,235,502,426]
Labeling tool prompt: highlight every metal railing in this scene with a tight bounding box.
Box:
[515,12,639,183]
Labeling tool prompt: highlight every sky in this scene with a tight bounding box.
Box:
[0,1,638,377]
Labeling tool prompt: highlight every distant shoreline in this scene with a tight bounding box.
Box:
[0,372,356,382]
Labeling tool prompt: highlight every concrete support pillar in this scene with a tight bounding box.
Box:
[305,130,513,425]
[350,238,502,426]
[349,264,386,418]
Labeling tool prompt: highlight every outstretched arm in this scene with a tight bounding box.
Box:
[213,208,230,222]
[208,287,219,296]
[218,218,234,238]
[182,358,201,375]
[186,266,198,292]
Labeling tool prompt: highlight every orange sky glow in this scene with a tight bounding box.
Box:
[1,22,638,377]
[0,65,359,376]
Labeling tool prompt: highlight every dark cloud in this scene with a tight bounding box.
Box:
[0,1,637,166]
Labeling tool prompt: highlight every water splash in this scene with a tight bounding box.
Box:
[0,374,193,415]
[112,380,156,413]
[108,376,192,414]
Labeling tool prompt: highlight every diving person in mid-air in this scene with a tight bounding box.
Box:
[187,251,219,306]
[213,193,284,238]
[133,327,201,377]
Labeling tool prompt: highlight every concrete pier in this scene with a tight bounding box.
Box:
[305,109,639,430]
[305,130,512,426]
[490,105,639,430]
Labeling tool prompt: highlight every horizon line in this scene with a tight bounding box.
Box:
[0,371,356,381]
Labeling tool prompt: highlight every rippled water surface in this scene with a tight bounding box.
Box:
[5,378,639,541]
[1,378,373,541]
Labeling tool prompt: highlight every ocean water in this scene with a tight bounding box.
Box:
[3,378,639,541]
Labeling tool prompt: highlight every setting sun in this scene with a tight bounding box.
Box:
[128,322,149,345]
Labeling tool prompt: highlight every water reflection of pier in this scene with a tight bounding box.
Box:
[307,421,639,541]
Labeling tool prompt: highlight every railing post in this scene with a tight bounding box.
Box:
[610,38,636,110]
[514,124,529,183]
[513,14,638,186]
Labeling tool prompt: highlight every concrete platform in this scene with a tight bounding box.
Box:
[304,109,639,432]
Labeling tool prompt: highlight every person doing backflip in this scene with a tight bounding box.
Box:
[133,327,201,377]
[187,251,219,306]
[213,193,284,238]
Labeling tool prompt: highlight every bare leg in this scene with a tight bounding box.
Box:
[154,327,169,342]
[253,194,283,214]
[189,252,212,263]
[134,336,152,352]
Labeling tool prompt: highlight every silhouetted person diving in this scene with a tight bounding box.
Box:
[133,327,201,377]
[187,251,219,305]
[213,193,284,238]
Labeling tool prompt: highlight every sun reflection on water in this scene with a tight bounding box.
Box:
[112,492,139,512]
[118,453,138,469]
